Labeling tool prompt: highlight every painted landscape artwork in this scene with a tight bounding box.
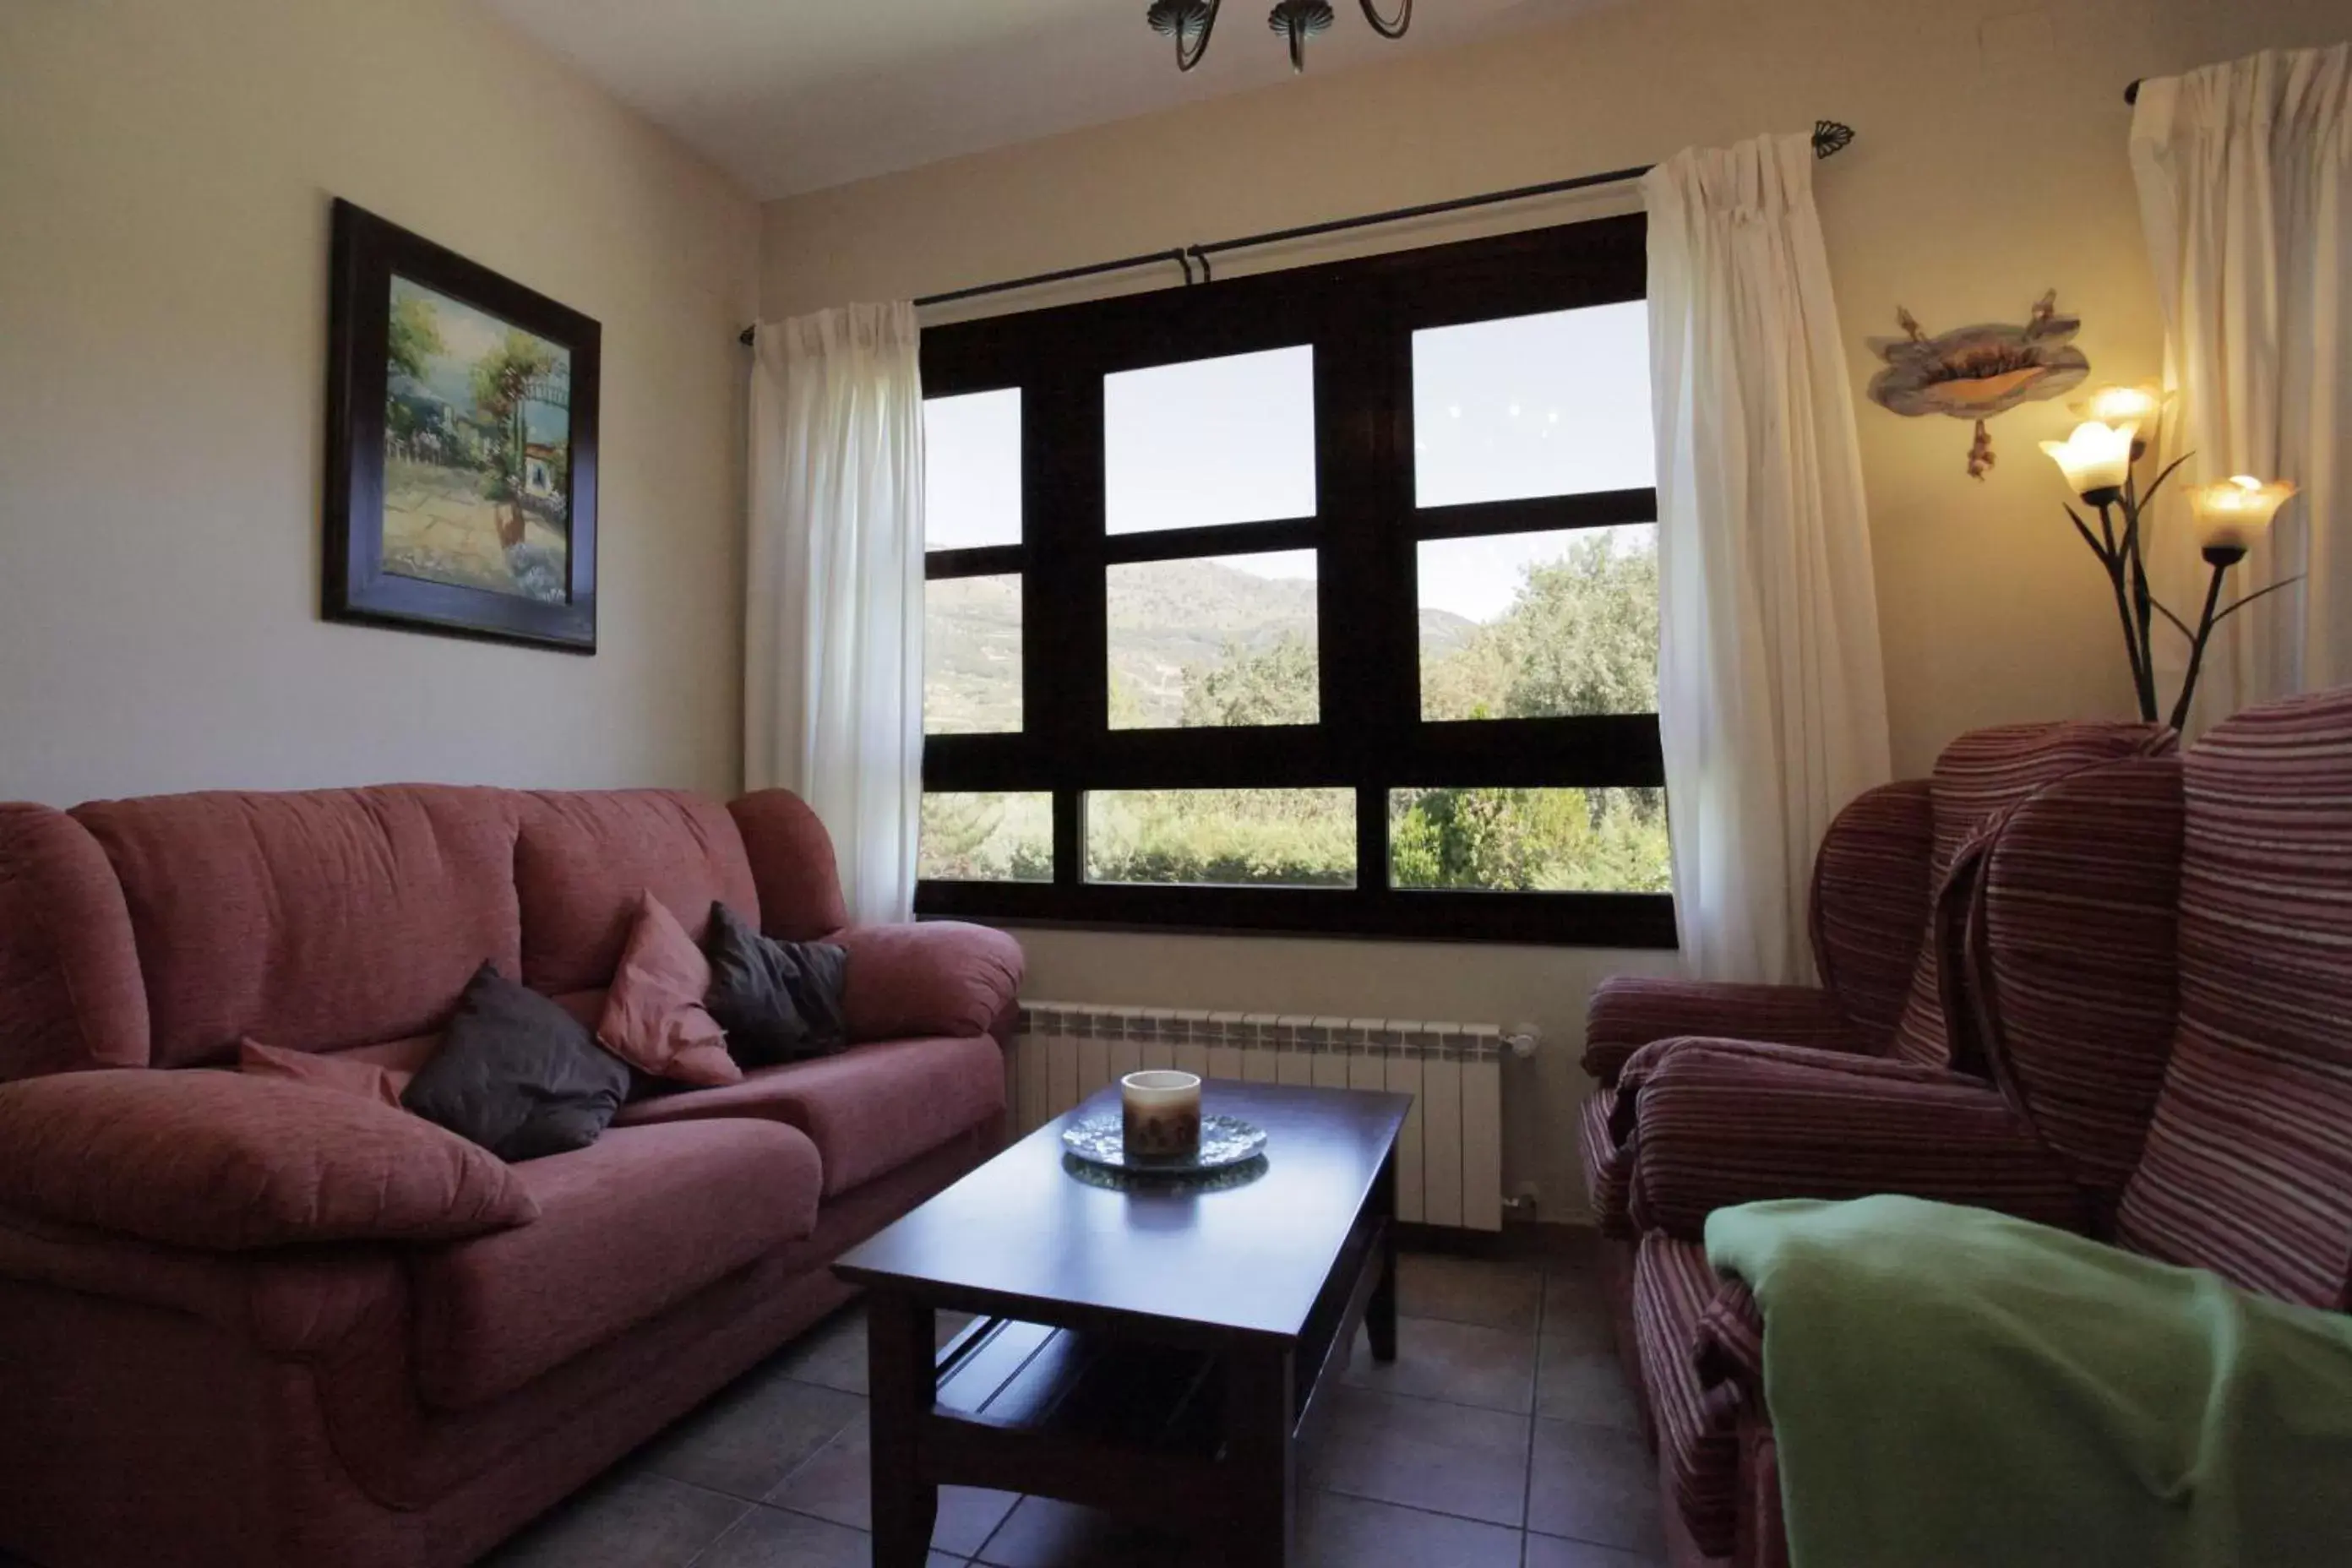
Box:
[383,277,572,603]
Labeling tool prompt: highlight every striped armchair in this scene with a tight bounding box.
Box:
[1645,685,2352,1568]
[1578,722,2176,1266]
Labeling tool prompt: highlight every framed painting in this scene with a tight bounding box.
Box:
[324,199,600,651]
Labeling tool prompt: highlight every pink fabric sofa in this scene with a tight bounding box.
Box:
[1617,685,2352,1567]
[0,784,1023,1568]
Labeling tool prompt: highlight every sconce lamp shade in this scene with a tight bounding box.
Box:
[2042,420,2139,500]
[2188,475,2298,553]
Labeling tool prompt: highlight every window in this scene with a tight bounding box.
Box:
[917,215,1672,945]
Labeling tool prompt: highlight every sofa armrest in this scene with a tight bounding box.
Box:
[1627,1044,2086,1239]
[833,921,1024,1043]
[0,1071,537,1252]
[1582,976,1864,1086]
[0,1206,400,1358]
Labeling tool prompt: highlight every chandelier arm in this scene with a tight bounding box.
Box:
[1179,0,1220,71]
[1358,0,1412,39]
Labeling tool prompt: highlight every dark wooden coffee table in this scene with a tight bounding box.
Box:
[835,1080,1409,1568]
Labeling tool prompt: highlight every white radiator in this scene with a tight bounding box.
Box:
[1009,1003,1506,1232]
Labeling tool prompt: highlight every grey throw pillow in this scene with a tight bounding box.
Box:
[403,961,629,1162]
[702,901,849,1069]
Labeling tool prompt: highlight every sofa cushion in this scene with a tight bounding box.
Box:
[612,1035,1004,1197]
[597,893,738,1087]
[411,1119,821,1411]
[0,1070,537,1250]
[238,1037,410,1109]
[403,964,630,1163]
[514,792,760,994]
[0,803,150,1082]
[70,786,523,1068]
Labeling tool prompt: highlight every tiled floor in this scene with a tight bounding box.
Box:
[472,1240,1665,1568]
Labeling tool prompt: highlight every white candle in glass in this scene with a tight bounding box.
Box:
[1120,1070,1203,1160]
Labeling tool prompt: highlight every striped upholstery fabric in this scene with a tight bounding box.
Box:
[1577,1087,1636,1239]
[1580,977,1861,1086]
[1632,1233,1744,1558]
[1959,758,2187,1225]
[1808,778,1936,1048]
[1626,1039,2088,1240]
[1886,721,2178,1066]
[1590,1040,1962,1236]
[2118,689,2352,1308]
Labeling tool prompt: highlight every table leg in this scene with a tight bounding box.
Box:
[1223,1339,1297,1568]
[1368,1150,1398,1364]
[867,1291,937,1568]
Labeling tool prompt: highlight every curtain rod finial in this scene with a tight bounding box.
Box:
[738,325,756,346]
[2125,79,2142,105]
[1812,121,1855,160]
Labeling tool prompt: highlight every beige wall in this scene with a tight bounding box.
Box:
[0,0,758,806]
[759,0,2343,1217]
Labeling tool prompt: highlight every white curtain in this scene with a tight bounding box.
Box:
[1643,134,1892,985]
[2132,45,2351,726]
[745,302,925,923]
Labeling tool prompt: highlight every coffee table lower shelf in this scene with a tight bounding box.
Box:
[864,1209,1393,1568]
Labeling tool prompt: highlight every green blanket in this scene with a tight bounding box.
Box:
[1705,1195,2352,1568]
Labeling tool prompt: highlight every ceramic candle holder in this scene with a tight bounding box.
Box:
[1120,1070,1203,1162]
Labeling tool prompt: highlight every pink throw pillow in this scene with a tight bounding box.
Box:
[598,891,741,1087]
[239,1037,412,1110]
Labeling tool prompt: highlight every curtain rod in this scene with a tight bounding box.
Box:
[738,118,1856,345]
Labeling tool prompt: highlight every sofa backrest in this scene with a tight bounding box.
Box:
[1882,721,2177,1068]
[1957,754,2186,1224]
[2117,687,2352,1308]
[69,787,525,1069]
[514,791,760,996]
[0,783,847,1080]
[0,804,150,1081]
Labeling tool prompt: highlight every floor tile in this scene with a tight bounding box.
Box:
[694,1503,962,1567]
[480,1471,750,1568]
[1295,1490,1522,1568]
[1396,1253,1544,1333]
[776,1305,872,1394]
[768,1411,1020,1556]
[1534,1342,1642,1433]
[1340,1315,1537,1414]
[1302,1386,1530,1527]
[635,1361,865,1500]
[972,1495,1206,1568]
[1527,1418,1664,1557]
[1522,1531,1662,1567]
[1543,1253,1605,1323]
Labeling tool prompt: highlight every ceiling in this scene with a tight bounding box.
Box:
[483,0,1614,199]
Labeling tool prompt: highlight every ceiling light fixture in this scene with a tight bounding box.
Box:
[1147,0,1412,74]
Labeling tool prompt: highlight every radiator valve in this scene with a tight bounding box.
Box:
[1504,1025,1541,1059]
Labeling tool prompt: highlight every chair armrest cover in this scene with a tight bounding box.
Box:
[1808,779,1935,1048]
[832,921,1024,1043]
[0,1071,538,1251]
[1582,976,1864,1085]
[1627,1044,2086,1239]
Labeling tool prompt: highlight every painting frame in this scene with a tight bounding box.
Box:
[324,199,600,652]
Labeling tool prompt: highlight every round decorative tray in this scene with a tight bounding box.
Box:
[1060,1111,1268,1175]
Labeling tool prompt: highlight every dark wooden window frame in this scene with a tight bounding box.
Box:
[917,214,1675,948]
